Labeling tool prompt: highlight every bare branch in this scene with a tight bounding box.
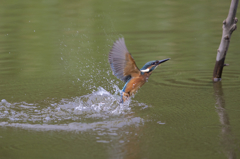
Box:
[213,0,239,82]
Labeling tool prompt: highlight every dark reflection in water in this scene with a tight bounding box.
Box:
[213,82,236,159]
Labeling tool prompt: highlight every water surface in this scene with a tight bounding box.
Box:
[0,0,240,158]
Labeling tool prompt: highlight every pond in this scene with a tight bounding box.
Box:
[0,0,240,158]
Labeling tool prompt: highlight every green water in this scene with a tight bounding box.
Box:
[0,0,240,158]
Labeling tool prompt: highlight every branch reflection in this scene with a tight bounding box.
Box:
[213,82,236,159]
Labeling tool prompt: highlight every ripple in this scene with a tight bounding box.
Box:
[153,70,240,89]
[0,117,144,132]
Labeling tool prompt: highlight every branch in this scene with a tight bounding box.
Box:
[213,0,239,82]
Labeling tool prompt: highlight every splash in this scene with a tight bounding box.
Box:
[0,86,148,131]
[74,86,132,117]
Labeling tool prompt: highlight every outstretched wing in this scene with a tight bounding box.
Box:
[109,38,140,83]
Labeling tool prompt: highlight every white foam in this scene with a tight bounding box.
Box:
[0,87,148,132]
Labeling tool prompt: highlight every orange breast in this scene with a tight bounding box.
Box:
[124,75,147,96]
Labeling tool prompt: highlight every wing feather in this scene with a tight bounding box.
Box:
[109,38,140,82]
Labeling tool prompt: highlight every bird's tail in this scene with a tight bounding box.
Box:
[119,97,124,104]
[119,92,129,104]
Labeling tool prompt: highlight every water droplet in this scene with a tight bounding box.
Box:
[157,121,165,125]
[1,99,7,103]
[45,117,50,120]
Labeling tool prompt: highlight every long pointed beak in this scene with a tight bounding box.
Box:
[157,58,170,65]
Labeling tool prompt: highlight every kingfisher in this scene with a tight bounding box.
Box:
[109,38,170,103]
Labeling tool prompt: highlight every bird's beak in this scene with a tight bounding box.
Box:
[157,58,170,65]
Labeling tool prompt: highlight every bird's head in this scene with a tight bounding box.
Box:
[140,58,170,74]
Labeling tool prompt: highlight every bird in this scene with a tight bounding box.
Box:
[108,38,170,103]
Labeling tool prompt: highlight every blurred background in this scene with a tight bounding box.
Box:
[0,0,240,158]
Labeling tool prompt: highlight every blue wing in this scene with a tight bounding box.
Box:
[109,38,140,83]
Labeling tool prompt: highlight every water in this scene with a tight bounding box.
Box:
[0,0,240,158]
[0,86,147,131]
